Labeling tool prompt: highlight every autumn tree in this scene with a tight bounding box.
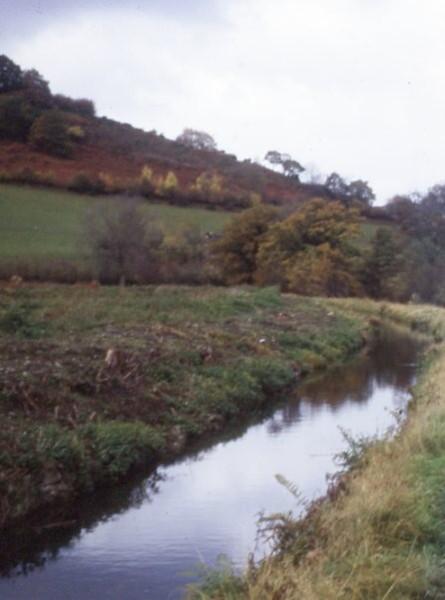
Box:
[192,171,224,202]
[157,171,179,197]
[214,203,278,284]
[139,165,156,196]
[256,199,362,296]
[176,128,217,152]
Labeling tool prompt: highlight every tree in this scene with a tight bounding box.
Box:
[0,55,23,93]
[214,204,278,284]
[157,170,179,197]
[22,69,52,107]
[29,110,73,157]
[325,172,349,197]
[192,171,224,202]
[255,199,361,295]
[286,243,361,296]
[176,128,217,152]
[85,200,164,285]
[348,180,375,206]
[362,228,403,299]
[53,94,95,117]
[0,95,36,141]
[265,150,304,180]
[139,165,156,196]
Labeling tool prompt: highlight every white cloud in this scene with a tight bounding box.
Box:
[5,0,445,202]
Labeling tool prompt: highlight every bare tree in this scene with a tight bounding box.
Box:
[85,199,164,285]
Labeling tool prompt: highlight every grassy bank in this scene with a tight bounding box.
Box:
[190,300,445,600]
[0,284,366,529]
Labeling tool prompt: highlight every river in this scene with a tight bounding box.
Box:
[0,327,421,599]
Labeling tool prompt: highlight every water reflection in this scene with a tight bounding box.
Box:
[0,472,164,579]
[0,327,422,600]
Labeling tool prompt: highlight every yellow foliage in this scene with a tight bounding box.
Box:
[98,172,116,192]
[67,125,85,140]
[192,171,224,200]
[140,165,154,183]
[256,199,361,294]
[156,170,179,196]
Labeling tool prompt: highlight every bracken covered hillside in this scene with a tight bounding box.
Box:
[0,55,332,209]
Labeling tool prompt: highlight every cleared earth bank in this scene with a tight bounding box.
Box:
[190,300,445,600]
[0,284,371,530]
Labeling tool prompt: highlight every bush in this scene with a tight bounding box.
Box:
[85,199,164,284]
[29,110,73,157]
[68,172,106,194]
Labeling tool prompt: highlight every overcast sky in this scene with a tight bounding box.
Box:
[2,0,445,203]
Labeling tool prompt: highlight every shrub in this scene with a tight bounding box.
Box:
[139,165,156,196]
[68,172,106,194]
[84,199,164,284]
[29,110,73,157]
[156,170,179,197]
[0,290,45,338]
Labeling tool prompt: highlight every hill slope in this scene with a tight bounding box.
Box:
[0,55,333,209]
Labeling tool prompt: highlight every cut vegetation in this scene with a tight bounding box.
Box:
[0,284,365,529]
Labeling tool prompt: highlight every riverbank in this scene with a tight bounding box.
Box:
[191,300,445,600]
[0,284,367,529]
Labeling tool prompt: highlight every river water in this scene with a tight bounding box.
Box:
[0,328,421,600]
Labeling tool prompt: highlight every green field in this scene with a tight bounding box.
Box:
[0,184,231,261]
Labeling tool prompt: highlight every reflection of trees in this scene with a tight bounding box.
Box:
[266,329,421,435]
[0,471,164,579]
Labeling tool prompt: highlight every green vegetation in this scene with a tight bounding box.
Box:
[0,284,365,527]
[0,183,230,261]
[189,300,445,600]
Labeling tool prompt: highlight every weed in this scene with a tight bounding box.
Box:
[0,290,46,338]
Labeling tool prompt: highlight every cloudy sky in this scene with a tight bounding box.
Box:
[2,0,445,203]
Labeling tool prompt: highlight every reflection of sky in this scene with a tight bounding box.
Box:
[0,362,416,600]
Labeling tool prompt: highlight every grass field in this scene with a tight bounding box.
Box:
[0,184,231,261]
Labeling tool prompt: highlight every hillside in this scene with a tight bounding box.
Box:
[0,55,334,210]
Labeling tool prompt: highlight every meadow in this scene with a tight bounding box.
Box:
[0,183,231,261]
